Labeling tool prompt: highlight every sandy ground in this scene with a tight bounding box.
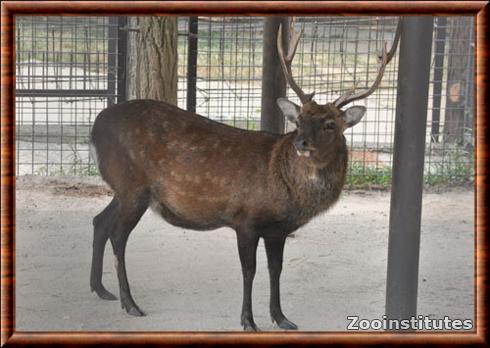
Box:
[15,176,474,332]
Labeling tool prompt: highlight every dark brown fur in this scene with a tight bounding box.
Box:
[90,99,352,330]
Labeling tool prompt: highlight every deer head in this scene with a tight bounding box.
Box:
[276,18,401,162]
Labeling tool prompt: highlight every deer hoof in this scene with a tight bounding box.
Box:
[275,318,298,330]
[242,319,260,332]
[91,286,118,301]
[125,305,146,317]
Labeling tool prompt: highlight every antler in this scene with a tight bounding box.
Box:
[277,18,315,104]
[333,20,401,108]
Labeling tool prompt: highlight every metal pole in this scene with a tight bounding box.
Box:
[117,16,128,103]
[107,17,118,106]
[187,17,198,113]
[385,17,434,324]
[431,17,447,143]
[463,19,475,135]
[260,17,289,133]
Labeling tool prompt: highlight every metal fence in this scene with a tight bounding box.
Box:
[15,16,474,187]
[16,17,120,176]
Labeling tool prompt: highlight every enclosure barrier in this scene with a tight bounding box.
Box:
[15,16,474,188]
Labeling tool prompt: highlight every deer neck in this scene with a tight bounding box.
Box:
[276,132,348,204]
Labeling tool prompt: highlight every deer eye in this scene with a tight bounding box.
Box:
[324,120,336,130]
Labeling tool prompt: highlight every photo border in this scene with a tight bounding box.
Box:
[1,1,487,346]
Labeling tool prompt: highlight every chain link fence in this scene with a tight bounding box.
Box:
[15,16,474,188]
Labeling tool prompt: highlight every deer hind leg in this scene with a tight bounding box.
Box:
[90,197,119,300]
[109,189,149,317]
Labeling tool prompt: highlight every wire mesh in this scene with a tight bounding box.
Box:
[15,16,119,176]
[15,16,474,188]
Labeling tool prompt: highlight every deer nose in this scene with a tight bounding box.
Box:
[293,138,308,151]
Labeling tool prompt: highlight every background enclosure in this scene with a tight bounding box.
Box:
[15,16,474,188]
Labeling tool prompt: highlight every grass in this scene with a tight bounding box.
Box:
[424,146,474,187]
[31,141,474,191]
[346,146,474,190]
[33,145,99,177]
[34,164,98,177]
[346,161,392,189]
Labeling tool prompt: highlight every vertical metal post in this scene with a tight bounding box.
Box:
[385,17,434,324]
[187,17,198,113]
[260,17,289,133]
[431,17,447,143]
[464,19,475,135]
[107,17,118,106]
[117,16,128,103]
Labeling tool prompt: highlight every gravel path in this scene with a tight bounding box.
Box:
[15,176,474,331]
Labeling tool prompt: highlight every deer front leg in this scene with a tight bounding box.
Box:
[264,236,298,330]
[236,230,260,331]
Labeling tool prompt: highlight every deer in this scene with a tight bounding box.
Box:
[89,18,400,331]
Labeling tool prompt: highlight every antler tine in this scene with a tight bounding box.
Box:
[332,83,358,107]
[277,18,315,104]
[333,20,401,108]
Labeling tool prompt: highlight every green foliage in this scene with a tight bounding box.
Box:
[346,161,392,189]
[345,146,474,190]
[34,164,98,177]
[424,146,474,187]
[33,146,99,176]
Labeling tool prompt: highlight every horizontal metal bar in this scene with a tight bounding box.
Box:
[15,89,114,97]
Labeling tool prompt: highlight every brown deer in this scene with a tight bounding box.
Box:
[90,19,400,331]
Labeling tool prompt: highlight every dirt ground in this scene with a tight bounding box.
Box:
[15,176,474,331]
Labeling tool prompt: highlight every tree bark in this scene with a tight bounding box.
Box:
[127,17,178,105]
[443,17,471,144]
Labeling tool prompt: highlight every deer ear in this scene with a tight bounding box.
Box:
[277,98,301,123]
[342,105,366,129]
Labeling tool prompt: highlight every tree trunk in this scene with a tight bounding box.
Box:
[127,17,178,105]
[443,17,471,144]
